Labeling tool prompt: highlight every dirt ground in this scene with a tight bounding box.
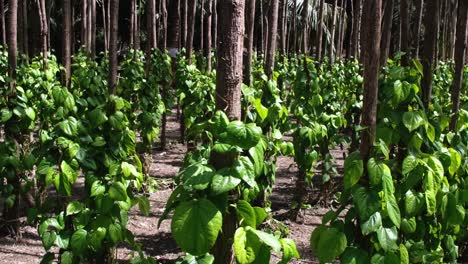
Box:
[0,113,347,264]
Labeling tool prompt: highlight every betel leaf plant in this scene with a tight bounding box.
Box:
[311,60,467,263]
[160,111,300,263]
[25,52,152,263]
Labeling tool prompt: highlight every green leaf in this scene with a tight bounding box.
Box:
[171,199,222,256]
[249,228,282,252]
[108,223,123,244]
[402,111,424,132]
[91,181,105,197]
[367,158,384,187]
[184,171,214,191]
[248,143,265,177]
[400,244,409,264]
[211,172,241,195]
[353,187,380,221]
[61,160,77,183]
[377,226,398,252]
[344,152,363,189]
[340,247,369,264]
[137,196,150,216]
[412,59,424,76]
[402,155,418,175]
[386,195,401,228]
[25,107,36,120]
[279,238,300,264]
[253,98,269,121]
[66,201,83,216]
[0,109,12,122]
[41,231,57,251]
[109,182,128,201]
[234,227,258,264]
[316,227,347,263]
[401,217,416,234]
[253,207,268,227]
[71,229,88,254]
[236,200,256,228]
[361,212,382,235]
[60,251,73,264]
[221,121,262,149]
[448,148,461,176]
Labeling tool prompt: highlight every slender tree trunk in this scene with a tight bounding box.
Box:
[380,0,394,66]
[204,0,213,72]
[330,0,338,63]
[400,0,410,65]
[107,0,110,51]
[87,0,92,52]
[63,0,72,87]
[449,0,467,131]
[212,0,217,50]
[421,0,440,107]
[316,0,325,61]
[161,0,167,50]
[0,0,5,46]
[336,0,346,59]
[447,0,457,60]
[135,1,141,50]
[263,3,269,55]
[167,0,180,50]
[22,0,29,59]
[38,0,48,69]
[440,0,449,60]
[351,0,361,58]
[278,0,286,57]
[265,0,279,78]
[413,0,423,58]
[82,0,88,48]
[5,0,19,238]
[258,1,264,54]
[200,0,204,52]
[243,0,256,86]
[91,0,96,57]
[180,0,187,48]
[103,0,108,53]
[290,0,297,54]
[212,2,245,262]
[109,0,119,94]
[186,0,197,64]
[130,0,135,48]
[360,0,382,164]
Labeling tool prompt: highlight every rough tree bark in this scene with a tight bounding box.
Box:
[212,0,217,50]
[161,0,167,50]
[186,0,196,64]
[108,0,119,94]
[167,0,180,50]
[0,0,5,46]
[316,0,325,61]
[359,0,382,164]
[421,0,440,107]
[37,0,48,69]
[449,0,467,131]
[82,0,88,48]
[130,0,135,48]
[103,0,108,53]
[330,0,338,63]
[63,0,72,87]
[203,0,213,72]
[265,0,279,78]
[243,0,256,86]
[200,0,204,52]
[350,0,361,58]
[290,0,297,54]
[380,0,394,66]
[413,0,423,58]
[180,0,187,47]
[91,0,96,57]
[212,2,245,262]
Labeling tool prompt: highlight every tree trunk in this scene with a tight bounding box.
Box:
[167,0,180,50]
[107,0,110,52]
[421,0,440,107]
[212,0,217,50]
[316,0,325,61]
[212,2,245,262]
[82,0,87,48]
[278,0,287,57]
[243,0,256,86]
[200,0,204,52]
[130,0,135,48]
[359,0,382,164]
[290,0,297,54]
[449,0,467,131]
[38,0,48,69]
[108,0,119,94]
[413,0,423,58]
[350,0,361,58]
[400,0,410,66]
[186,0,197,64]
[91,0,96,57]
[161,0,167,50]
[204,0,213,72]
[63,0,72,88]
[336,0,346,59]
[265,0,278,78]
[22,0,29,59]
[180,0,187,48]
[103,0,108,53]
[330,0,338,63]
[447,0,457,60]
[380,0,394,66]
[0,0,5,45]
[5,0,19,239]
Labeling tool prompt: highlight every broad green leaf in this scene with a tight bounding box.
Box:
[221,121,262,149]
[386,195,401,228]
[60,251,73,264]
[236,200,256,228]
[402,155,418,175]
[253,98,268,121]
[211,172,241,195]
[353,187,380,221]
[90,181,105,197]
[108,223,123,244]
[253,207,268,227]
[171,199,222,256]
[367,158,384,187]
[361,212,382,235]
[71,229,88,254]
[340,247,369,264]
[0,109,12,122]
[25,107,36,120]
[137,196,150,216]
[249,228,282,252]
[402,111,424,132]
[344,152,363,189]
[377,226,398,252]
[316,227,347,263]
[400,244,409,264]
[234,227,258,264]
[448,148,461,176]
[279,238,300,264]
[41,231,57,251]
[109,182,128,201]
[66,201,83,216]
[401,217,416,234]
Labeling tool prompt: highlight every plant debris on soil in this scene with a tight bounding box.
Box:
[0,113,347,264]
